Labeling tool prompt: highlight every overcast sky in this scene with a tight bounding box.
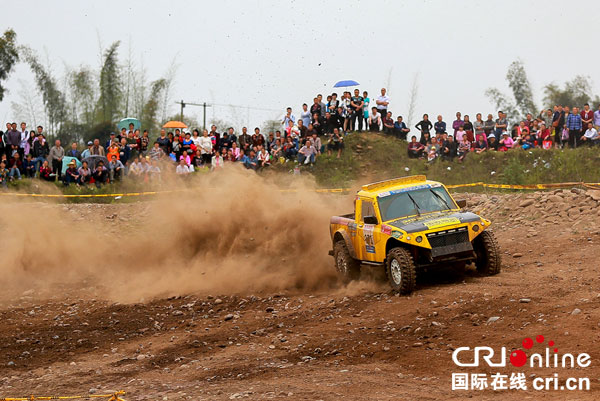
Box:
[1,0,598,131]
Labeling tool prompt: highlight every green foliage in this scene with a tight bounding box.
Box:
[140,79,167,133]
[98,41,122,125]
[0,29,19,102]
[485,60,537,120]
[543,76,600,108]
[506,60,537,116]
[262,119,282,133]
[22,47,67,136]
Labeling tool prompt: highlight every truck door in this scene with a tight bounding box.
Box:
[355,198,379,262]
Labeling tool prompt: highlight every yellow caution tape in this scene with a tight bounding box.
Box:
[0,182,597,198]
[0,390,126,401]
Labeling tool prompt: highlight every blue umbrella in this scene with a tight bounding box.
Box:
[333,80,360,88]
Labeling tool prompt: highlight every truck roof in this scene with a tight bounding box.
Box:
[357,175,443,198]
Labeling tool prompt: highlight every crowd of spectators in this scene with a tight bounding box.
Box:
[404,105,600,162]
[1,87,597,187]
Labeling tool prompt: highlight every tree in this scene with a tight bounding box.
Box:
[23,47,67,136]
[0,29,19,102]
[406,72,419,127]
[485,59,537,121]
[506,60,537,116]
[261,119,281,133]
[140,78,167,135]
[98,41,122,124]
[543,76,600,108]
[11,79,45,127]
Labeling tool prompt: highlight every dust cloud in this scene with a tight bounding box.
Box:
[0,167,359,302]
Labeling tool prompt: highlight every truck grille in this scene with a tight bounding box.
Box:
[426,227,472,258]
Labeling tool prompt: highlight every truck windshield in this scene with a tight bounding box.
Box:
[377,186,456,221]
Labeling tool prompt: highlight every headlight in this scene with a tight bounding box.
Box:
[416,236,423,243]
[472,224,480,232]
[406,236,411,241]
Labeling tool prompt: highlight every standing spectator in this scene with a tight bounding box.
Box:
[473,113,486,142]
[238,127,252,150]
[415,114,433,140]
[81,141,93,159]
[463,115,474,142]
[483,114,495,138]
[157,129,170,155]
[300,103,311,128]
[91,139,105,156]
[199,129,213,164]
[32,133,49,172]
[494,111,508,139]
[594,104,600,131]
[375,88,389,118]
[368,107,381,132]
[6,122,20,157]
[140,130,150,156]
[362,91,370,130]
[552,105,566,147]
[350,89,364,131]
[49,139,64,180]
[452,112,464,137]
[434,115,446,135]
[19,122,28,157]
[581,103,594,132]
[394,116,410,140]
[566,106,582,148]
[282,107,296,129]
[317,94,327,117]
[66,142,81,160]
[312,113,324,136]
[328,93,340,116]
[310,98,322,117]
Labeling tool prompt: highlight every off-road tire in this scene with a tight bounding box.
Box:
[333,240,361,282]
[385,247,416,294]
[474,230,501,276]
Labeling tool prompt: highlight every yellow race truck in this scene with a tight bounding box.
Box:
[329,175,501,294]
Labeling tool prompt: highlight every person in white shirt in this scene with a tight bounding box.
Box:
[368,107,382,132]
[211,152,224,169]
[176,159,191,175]
[282,107,296,129]
[375,88,390,117]
[582,122,599,145]
[198,129,213,165]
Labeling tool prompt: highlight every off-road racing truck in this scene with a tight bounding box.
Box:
[329,175,501,294]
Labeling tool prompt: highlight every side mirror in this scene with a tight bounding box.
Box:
[363,215,378,225]
[455,199,467,208]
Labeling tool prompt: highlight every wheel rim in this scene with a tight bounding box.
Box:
[390,259,402,284]
[336,253,347,274]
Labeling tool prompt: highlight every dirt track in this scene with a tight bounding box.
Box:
[1,189,600,400]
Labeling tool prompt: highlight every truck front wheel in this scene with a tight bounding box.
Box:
[386,247,416,294]
[473,230,501,276]
[334,240,361,282]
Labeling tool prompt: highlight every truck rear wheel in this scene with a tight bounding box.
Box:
[334,240,361,282]
[386,247,416,294]
[474,230,501,276]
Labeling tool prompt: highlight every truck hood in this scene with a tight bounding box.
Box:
[387,211,482,233]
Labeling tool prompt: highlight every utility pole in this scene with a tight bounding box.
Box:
[174,100,212,129]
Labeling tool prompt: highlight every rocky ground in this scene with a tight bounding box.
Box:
[1,190,600,400]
